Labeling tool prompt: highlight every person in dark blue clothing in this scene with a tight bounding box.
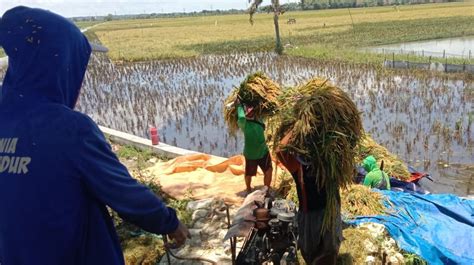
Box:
[0,6,190,265]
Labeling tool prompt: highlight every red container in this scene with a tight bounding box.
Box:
[150,127,159,145]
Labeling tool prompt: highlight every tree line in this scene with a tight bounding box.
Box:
[72,0,454,22]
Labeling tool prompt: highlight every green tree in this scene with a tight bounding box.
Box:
[249,0,284,55]
[105,14,113,21]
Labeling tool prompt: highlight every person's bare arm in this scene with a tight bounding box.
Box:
[275,131,300,174]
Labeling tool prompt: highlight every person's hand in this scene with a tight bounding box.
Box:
[166,221,191,249]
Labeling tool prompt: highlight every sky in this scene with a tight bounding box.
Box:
[0,0,298,18]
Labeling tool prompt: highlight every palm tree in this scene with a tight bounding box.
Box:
[249,0,284,55]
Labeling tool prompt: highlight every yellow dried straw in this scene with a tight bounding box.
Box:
[273,77,363,234]
[223,72,281,135]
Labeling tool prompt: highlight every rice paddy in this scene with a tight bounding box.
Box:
[89,2,474,64]
[41,52,472,196]
[1,52,472,196]
[0,3,471,264]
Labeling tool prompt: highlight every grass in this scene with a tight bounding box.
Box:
[90,2,474,64]
[288,15,474,65]
[113,144,192,225]
[167,191,193,227]
[404,252,428,265]
[116,144,154,161]
[116,144,155,170]
[110,143,191,264]
[75,20,103,29]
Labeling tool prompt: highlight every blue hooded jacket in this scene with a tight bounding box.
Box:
[0,6,179,265]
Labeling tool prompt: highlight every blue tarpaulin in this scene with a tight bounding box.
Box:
[347,191,474,265]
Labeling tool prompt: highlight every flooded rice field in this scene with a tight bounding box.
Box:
[369,36,474,59]
[1,53,472,196]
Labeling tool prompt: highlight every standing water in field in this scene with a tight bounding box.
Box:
[1,53,472,196]
[368,36,474,58]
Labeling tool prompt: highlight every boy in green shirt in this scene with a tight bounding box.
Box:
[236,100,273,194]
[362,155,391,190]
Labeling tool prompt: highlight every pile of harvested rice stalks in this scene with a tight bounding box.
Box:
[273,77,363,233]
[341,184,388,218]
[224,72,281,135]
[338,227,374,264]
[357,134,410,180]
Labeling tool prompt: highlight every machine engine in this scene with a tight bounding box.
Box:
[236,199,298,265]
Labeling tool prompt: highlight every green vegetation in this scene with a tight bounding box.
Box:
[116,144,154,160]
[144,182,193,227]
[90,2,474,64]
[301,0,450,9]
[167,190,193,227]
[287,15,474,64]
[116,144,155,171]
[113,143,191,225]
[404,253,428,265]
[115,144,170,169]
[111,143,191,264]
[74,20,103,29]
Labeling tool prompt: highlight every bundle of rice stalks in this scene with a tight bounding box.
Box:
[223,72,281,134]
[357,135,410,180]
[274,77,363,233]
[341,184,388,218]
[338,227,374,265]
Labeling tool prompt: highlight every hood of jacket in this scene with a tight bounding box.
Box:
[0,6,91,108]
[363,155,378,172]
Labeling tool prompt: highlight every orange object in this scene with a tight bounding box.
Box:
[408,172,428,183]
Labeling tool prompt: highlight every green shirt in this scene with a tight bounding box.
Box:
[237,105,269,160]
[363,169,391,190]
[362,155,390,190]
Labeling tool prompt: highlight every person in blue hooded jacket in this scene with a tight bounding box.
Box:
[0,6,190,265]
